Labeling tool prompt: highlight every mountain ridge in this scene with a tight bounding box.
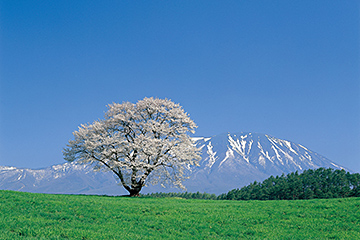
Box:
[0,132,349,195]
[185,132,348,194]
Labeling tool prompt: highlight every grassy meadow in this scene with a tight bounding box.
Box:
[0,190,359,239]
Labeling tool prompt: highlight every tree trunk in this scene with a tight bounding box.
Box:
[128,188,141,197]
[127,170,144,197]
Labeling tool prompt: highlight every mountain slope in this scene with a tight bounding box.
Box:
[186,132,347,194]
[0,163,122,195]
[0,132,348,195]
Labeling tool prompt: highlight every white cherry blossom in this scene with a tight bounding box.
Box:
[63,97,201,196]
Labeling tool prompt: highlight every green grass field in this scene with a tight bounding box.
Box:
[0,190,359,239]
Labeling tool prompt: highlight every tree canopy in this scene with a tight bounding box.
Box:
[63,97,201,196]
[218,168,360,200]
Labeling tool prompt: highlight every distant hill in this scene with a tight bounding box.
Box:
[0,163,120,195]
[0,132,348,195]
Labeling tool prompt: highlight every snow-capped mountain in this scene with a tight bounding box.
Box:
[0,162,121,195]
[0,132,348,195]
[185,132,347,194]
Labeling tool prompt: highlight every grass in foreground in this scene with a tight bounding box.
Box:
[0,190,359,239]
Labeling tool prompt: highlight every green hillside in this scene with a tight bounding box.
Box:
[1,190,359,239]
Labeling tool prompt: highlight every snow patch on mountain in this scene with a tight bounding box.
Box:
[205,142,218,168]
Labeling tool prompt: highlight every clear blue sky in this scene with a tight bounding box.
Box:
[1,1,359,172]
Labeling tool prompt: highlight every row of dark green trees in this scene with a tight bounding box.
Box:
[143,168,360,200]
[141,191,218,200]
[219,168,360,200]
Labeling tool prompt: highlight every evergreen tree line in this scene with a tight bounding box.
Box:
[141,191,218,200]
[218,168,360,200]
[141,168,359,201]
